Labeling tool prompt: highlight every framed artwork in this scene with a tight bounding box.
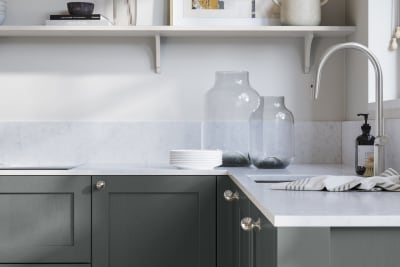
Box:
[170,0,280,26]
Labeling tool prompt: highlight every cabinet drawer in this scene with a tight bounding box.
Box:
[0,176,91,263]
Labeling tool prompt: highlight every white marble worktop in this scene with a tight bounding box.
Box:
[226,166,400,227]
[0,163,399,227]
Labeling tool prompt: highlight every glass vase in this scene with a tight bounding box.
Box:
[249,96,294,169]
[202,71,260,167]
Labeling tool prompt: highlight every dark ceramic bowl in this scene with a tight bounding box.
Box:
[67,2,94,16]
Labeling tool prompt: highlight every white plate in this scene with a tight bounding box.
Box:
[170,154,222,158]
[169,156,222,160]
[170,158,222,162]
[170,149,222,153]
[170,149,222,155]
[171,163,221,170]
[170,161,222,165]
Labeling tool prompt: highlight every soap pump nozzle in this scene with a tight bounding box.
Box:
[357,113,371,135]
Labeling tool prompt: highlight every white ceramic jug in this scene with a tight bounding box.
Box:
[273,0,328,26]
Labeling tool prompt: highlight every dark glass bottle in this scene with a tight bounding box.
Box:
[355,113,375,175]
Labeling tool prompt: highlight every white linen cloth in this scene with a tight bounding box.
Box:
[270,168,400,191]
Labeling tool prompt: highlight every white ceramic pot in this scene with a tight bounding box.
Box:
[273,0,328,26]
[113,0,135,25]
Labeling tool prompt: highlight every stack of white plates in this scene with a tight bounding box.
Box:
[169,149,222,170]
[0,0,6,25]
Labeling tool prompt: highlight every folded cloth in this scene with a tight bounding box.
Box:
[270,168,400,192]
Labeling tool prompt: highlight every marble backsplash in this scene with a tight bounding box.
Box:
[0,121,342,166]
[1,119,396,170]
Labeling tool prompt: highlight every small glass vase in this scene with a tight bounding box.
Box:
[249,96,294,169]
[202,71,260,167]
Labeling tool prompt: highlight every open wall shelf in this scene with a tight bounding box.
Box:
[0,25,356,73]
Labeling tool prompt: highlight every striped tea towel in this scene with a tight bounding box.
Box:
[270,168,400,192]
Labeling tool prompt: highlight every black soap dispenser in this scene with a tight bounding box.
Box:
[355,113,375,175]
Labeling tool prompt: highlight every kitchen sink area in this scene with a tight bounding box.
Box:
[248,174,312,183]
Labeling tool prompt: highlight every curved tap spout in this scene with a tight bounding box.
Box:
[314,42,385,175]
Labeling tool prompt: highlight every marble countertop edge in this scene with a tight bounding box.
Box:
[0,163,398,227]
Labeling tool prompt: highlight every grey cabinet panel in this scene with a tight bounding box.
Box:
[277,227,331,267]
[0,176,91,263]
[236,187,250,267]
[250,203,276,267]
[276,228,330,267]
[217,176,250,267]
[92,175,216,267]
[0,194,73,246]
[217,176,235,267]
[331,228,400,267]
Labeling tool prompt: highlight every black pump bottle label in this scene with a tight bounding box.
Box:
[357,145,373,168]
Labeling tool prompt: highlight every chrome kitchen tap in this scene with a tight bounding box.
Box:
[314,42,385,176]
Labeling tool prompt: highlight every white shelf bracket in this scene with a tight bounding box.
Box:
[155,34,161,74]
[304,33,314,73]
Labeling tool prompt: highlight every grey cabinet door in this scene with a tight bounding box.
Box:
[217,176,235,267]
[217,176,250,267]
[92,175,216,267]
[0,176,91,263]
[250,202,276,267]
[235,183,251,267]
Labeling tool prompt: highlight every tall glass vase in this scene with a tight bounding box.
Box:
[249,96,294,169]
[202,71,260,167]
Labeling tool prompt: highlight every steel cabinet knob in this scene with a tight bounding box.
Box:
[96,180,106,191]
[223,190,240,201]
[240,217,261,232]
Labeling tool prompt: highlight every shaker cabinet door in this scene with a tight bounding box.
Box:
[217,176,251,267]
[0,176,91,263]
[92,175,216,267]
[250,202,277,267]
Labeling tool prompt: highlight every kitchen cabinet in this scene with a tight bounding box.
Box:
[0,175,91,264]
[217,176,251,267]
[218,176,276,267]
[218,178,326,267]
[250,203,276,267]
[92,175,216,267]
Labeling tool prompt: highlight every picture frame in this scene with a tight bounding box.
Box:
[170,0,280,26]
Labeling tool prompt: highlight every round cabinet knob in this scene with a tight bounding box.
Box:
[96,180,106,191]
[240,217,261,232]
[224,190,240,201]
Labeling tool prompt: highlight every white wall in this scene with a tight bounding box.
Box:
[0,0,347,122]
[345,0,369,121]
[368,0,399,102]
[345,0,400,120]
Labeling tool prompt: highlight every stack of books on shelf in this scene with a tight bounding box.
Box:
[45,14,113,26]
